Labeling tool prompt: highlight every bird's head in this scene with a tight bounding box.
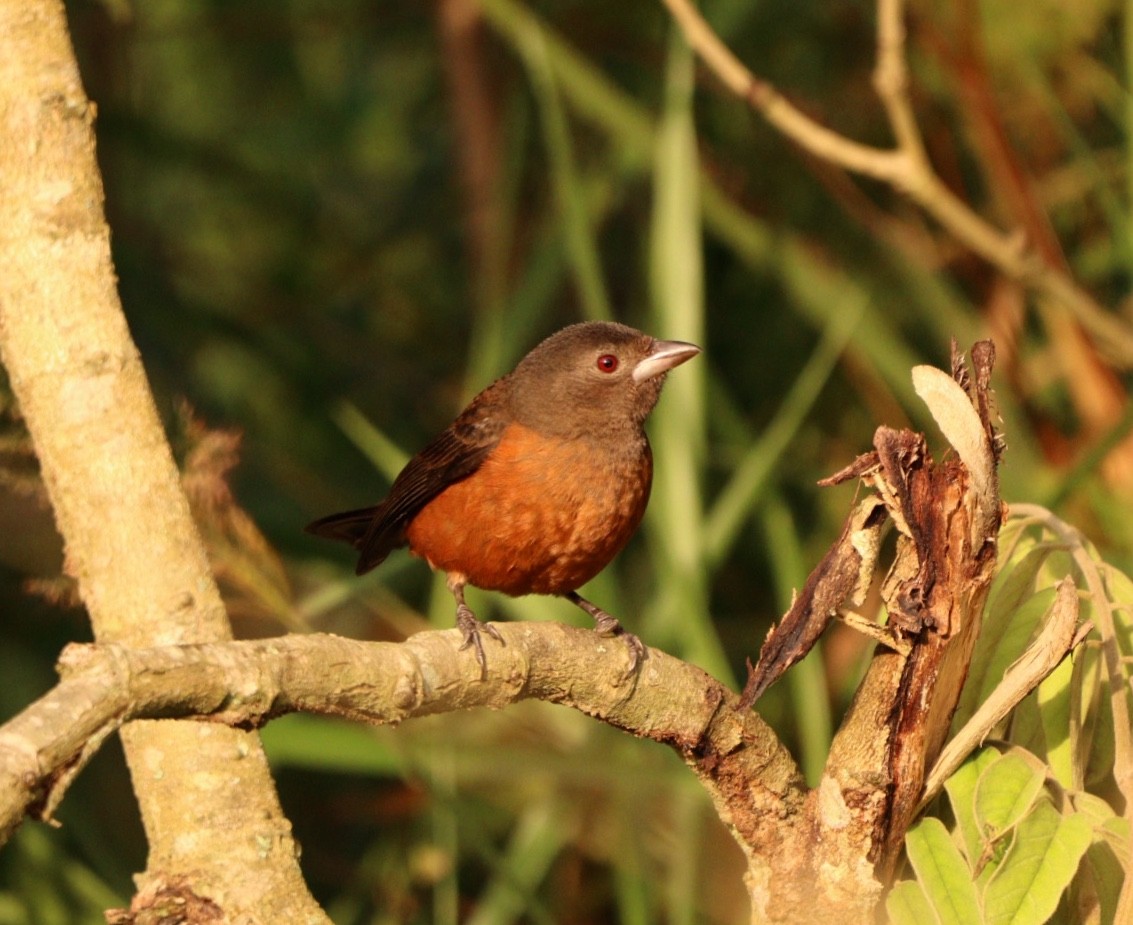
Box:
[508,321,700,440]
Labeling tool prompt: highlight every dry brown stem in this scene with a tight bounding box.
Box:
[918,577,1088,810]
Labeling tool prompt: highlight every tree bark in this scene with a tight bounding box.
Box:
[0,2,327,921]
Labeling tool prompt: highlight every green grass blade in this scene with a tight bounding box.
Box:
[761,495,833,783]
[704,300,860,567]
[1036,656,1077,788]
[478,0,654,162]
[643,27,730,680]
[516,22,612,322]
[698,182,924,412]
[332,400,409,479]
[260,714,404,775]
[481,0,926,415]
[466,801,567,925]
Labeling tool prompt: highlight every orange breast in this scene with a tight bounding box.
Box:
[405,423,652,595]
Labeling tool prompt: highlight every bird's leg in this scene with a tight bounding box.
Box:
[563,591,646,679]
[448,574,503,679]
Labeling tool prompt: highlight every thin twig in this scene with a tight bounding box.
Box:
[659,0,903,179]
[873,0,925,165]
[658,0,1133,365]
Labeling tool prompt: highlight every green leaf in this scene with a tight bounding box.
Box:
[958,585,1056,728]
[905,817,982,925]
[518,21,612,323]
[1036,657,1075,787]
[1069,789,1120,828]
[1077,839,1126,925]
[1099,564,1133,652]
[982,800,1093,925]
[466,800,571,925]
[1069,791,1130,863]
[332,401,409,480]
[1071,631,1118,795]
[886,880,940,925]
[989,543,1055,619]
[973,751,1047,843]
[946,746,1004,867]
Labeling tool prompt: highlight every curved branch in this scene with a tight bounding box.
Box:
[0,623,805,860]
[658,0,1133,365]
[659,0,902,179]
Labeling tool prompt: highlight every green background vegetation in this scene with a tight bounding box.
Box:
[1,0,1131,921]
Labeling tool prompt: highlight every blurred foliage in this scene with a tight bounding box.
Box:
[1,0,1132,920]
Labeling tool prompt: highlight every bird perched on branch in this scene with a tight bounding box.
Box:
[306,321,700,677]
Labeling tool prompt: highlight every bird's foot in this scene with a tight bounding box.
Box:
[563,591,646,683]
[456,602,504,679]
[590,609,647,683]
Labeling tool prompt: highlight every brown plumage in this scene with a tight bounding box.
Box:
[306,321,699,676]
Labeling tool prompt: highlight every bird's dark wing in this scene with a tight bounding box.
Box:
[305,381,510,574]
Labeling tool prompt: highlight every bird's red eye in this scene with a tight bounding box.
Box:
[596,354,619,373]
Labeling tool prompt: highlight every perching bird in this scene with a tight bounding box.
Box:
[306,321,699,676]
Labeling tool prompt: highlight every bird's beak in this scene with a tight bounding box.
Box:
[632,339,701,383]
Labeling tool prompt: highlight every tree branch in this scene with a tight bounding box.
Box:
[818,342,1004,882]
[658,0,1133,366]
[0,624,805,876]
[659,0,903,180]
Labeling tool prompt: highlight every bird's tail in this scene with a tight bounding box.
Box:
[304,507,379,548]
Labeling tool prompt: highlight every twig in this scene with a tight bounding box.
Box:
[659,0,902,180]
[658,0,1133,365]
[0,1,326,919]
[873,0,925,166]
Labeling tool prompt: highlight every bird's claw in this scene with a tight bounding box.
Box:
[592,611,647,683]
[456,603,503,679]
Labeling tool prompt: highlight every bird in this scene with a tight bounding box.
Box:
[306,321,700,678]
